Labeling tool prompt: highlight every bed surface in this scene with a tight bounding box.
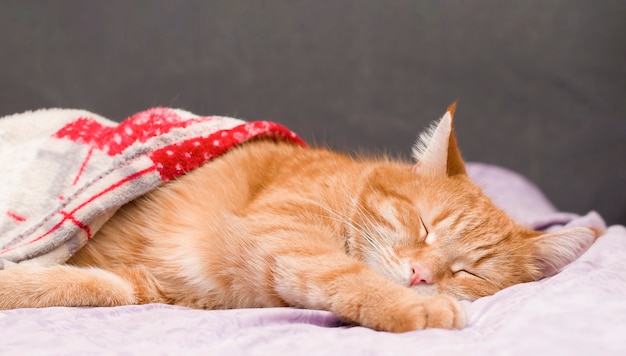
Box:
[1,163,624,355]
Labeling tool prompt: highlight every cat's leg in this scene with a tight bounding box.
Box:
[0,264,164,309]
[270,248,466,332]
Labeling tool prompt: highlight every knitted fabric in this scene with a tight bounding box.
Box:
[0,107,305,269]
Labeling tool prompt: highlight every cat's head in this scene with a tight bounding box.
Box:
[347,103,599,300]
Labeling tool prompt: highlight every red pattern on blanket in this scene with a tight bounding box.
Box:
[0,107,305,268]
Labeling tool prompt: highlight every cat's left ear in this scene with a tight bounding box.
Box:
[530,227,599,279]
[412,102,466,177]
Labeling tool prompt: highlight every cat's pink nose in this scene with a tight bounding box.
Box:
[410,262,433,286]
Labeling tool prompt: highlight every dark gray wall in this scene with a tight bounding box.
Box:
[1,1,625,224]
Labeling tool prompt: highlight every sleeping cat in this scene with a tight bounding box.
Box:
[0,105,598,332]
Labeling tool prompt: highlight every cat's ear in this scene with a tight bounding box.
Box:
[412,102,466,177]
[530,227,598,279]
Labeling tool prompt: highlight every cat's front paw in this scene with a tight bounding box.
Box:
[388,294,466,332]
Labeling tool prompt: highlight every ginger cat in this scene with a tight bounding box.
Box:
[0,105,598,332]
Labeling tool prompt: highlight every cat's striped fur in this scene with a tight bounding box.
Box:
[0,105,598,332]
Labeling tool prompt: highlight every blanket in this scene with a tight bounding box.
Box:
[0,108,304,268]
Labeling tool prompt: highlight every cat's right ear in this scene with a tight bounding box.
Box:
[529,226,599,279]
[411,103,466,177]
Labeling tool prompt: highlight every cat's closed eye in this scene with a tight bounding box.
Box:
[450,260,486,280]
[415,208,429,243]
[453,269,485,280]
[420,219,429,240]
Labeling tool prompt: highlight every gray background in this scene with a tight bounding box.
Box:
[1,1,625,225]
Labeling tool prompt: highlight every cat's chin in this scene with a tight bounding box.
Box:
[410,284,438,296]
[409,286,468,301]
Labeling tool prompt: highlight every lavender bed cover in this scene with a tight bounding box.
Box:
[1,163,624,355]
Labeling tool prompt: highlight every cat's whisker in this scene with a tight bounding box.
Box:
[291,196,391,263]
[348,206,409,282]
[353,206,390,252]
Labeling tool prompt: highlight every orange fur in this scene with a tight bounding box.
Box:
[0,108,599,332]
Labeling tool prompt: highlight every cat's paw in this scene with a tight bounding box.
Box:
[389,294,466,332]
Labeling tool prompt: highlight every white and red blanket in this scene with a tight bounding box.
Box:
[0,108,305,269]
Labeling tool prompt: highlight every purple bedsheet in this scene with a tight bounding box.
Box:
[1,163,624,355]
